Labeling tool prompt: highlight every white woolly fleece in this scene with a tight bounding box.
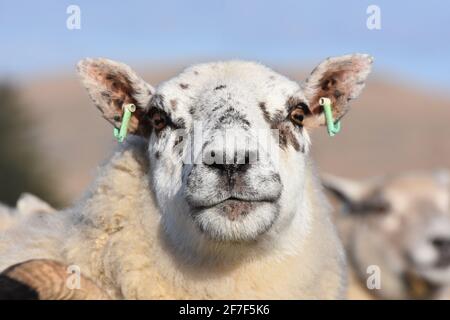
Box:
[0,137,346,299]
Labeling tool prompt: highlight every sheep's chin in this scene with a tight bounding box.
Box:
[416,266,450,285]
[408,243,450,285]
[191,201,279,242]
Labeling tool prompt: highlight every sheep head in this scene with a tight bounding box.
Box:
[324,170,450,298]
[77,55,373,254]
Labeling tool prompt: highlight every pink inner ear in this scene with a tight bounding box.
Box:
[87,67,152,136]
[304,54,373,125]
[308,71,350,119]
[309,64,370,125]
[78,58,155,137]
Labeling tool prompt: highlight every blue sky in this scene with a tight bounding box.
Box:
[1,0,449,90]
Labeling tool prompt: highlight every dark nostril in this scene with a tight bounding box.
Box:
[204,150,254,173]
[209,162,226,171]
[431,238,450,250]
[207,162,249,173]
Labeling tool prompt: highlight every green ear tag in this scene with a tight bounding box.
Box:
[114,104,136,143]
[319,97,341,137]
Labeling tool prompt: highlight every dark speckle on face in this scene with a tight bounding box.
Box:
[215,107,250,129]
[272,110,285,123]
[179,83,189,89]
[173,135,184,149]
[214,85,226,91]
[258,99,304,153]
[259,102,271,123]
[175,118,186,129]
[151,94,165,109]
[272,122,301,152]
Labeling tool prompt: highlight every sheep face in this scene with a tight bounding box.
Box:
[148,61,306,242]
[384,172,450,285]
[325,171,450,290]
[78,54,372,245]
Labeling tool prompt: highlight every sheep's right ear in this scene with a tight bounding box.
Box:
[77,58,154,136]
[322,174,389,214]
[301,54,373,128]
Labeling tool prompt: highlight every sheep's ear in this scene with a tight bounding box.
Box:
[16,193,55,216]
[322,174,389,214]
[77,58,154,136]
[302,54,373,128]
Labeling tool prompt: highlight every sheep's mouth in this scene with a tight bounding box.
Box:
[190,197,273,220]
[187,190,280,209]
[211,198,260,221]
[189,198,280,242]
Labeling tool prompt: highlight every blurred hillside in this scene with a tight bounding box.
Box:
[8,65,450,206]
[0,84,61,207]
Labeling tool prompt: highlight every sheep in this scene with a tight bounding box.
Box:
[0,54,373,299]
[323,170,450,299]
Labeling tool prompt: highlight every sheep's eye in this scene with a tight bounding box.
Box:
[289,107,305,126]
[150,111,168,131]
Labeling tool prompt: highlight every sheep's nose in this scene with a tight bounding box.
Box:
[431,237,450,268]
[431,237,450,252]
[204,150,255,175]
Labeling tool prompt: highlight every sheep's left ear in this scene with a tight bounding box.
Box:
[77,58,154,136]
[322,174,389,214]
[302,53,373,128]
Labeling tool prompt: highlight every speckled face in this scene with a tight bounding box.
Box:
[78,54,373,244]
[147,61,310,242]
